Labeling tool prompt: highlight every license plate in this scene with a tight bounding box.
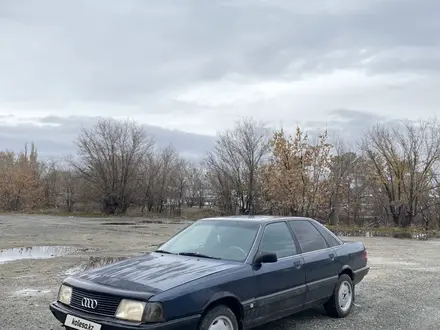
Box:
[64,314,101,330]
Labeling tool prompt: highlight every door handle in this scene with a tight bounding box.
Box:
[293,260,303,269]
[329,253,335,260]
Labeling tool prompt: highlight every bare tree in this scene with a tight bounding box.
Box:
[361,119,440,227]
[2,115,440,231]
[137,151,162,214]
[421,170,440,229]
[72,118,154,214]
[39,158,58,208]
[186,163,206,208]
[205,118,270,215]
[397,120,440,226]
[57,160,82,213]
[154,145,180,213]
[134,145,191,216]
[173,159,189,214]
[327,137,359,225]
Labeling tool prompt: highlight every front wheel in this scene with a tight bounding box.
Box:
[324,274,354,318]
[199,305,239,330]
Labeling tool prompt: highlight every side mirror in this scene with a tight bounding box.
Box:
[254,251,277,264]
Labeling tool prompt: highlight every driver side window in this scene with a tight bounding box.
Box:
[168,225,214,251]
[258,222,297,258]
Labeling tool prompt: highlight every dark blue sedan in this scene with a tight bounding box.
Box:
[49,216,369,330]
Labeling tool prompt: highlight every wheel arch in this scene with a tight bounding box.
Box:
[339,265,354,281]
[201,292,244,329]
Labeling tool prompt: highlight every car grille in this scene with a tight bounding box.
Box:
[70,287,122,317]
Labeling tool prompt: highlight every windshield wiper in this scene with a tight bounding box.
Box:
[154,249,174,254]
[178,252,221,259]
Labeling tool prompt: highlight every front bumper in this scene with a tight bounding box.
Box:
[49,302,200,330]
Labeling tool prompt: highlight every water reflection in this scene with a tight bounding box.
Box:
[100,222,137,226]
[62,256,131,275]
[0,246,75,264]
[84,256,130,270]
[140,219,190,224]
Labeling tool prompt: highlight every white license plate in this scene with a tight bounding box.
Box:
[64,314,101,330]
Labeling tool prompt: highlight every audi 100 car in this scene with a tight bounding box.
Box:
[49,216,369,330]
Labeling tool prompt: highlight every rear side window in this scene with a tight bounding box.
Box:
[288,220,328,253]
[311,222,341,247]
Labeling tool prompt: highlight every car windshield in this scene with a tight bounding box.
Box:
[157,220,260,262]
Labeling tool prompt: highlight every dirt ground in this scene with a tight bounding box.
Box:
[0,214,439,330]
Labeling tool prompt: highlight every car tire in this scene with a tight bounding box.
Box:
[199,305,239,330]
[324,274,354,318]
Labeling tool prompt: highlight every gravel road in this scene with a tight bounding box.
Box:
[0,214,439,330]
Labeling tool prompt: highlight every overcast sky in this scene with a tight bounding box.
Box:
[1,0,439,158]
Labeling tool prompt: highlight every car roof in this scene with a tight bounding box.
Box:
[198,215,318,223]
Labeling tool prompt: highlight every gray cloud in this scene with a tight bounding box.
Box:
[0,111,392,160]
[0,0,439,150]
[1,0,439,106]
[303,109,400,147]
[328,109,385,123]
[0,116,215,160]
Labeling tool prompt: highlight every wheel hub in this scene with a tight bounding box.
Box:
[209,316,234,330]
[338,281,353,312]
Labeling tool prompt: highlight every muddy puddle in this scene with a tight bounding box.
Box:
[62,256,131,276]
[100,222,137,225]
[0,246,76,264]
[99,220,163,226]
[140,219,189,224]
[100,220,189,226]
[85,256,130,269]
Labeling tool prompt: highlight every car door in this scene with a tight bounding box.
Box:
[288,220,340,306]
[252,221,306,325]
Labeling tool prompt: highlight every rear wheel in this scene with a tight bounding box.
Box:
[199,305,239,330]
[324,274,354,318]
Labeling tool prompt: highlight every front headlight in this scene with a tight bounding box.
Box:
[142,302,165,322]
[58,284,72,305]
[115,299,164,322]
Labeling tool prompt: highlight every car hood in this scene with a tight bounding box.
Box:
[74,253,241,294]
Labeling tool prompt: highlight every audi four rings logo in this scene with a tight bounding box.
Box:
[81,297,98,309]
